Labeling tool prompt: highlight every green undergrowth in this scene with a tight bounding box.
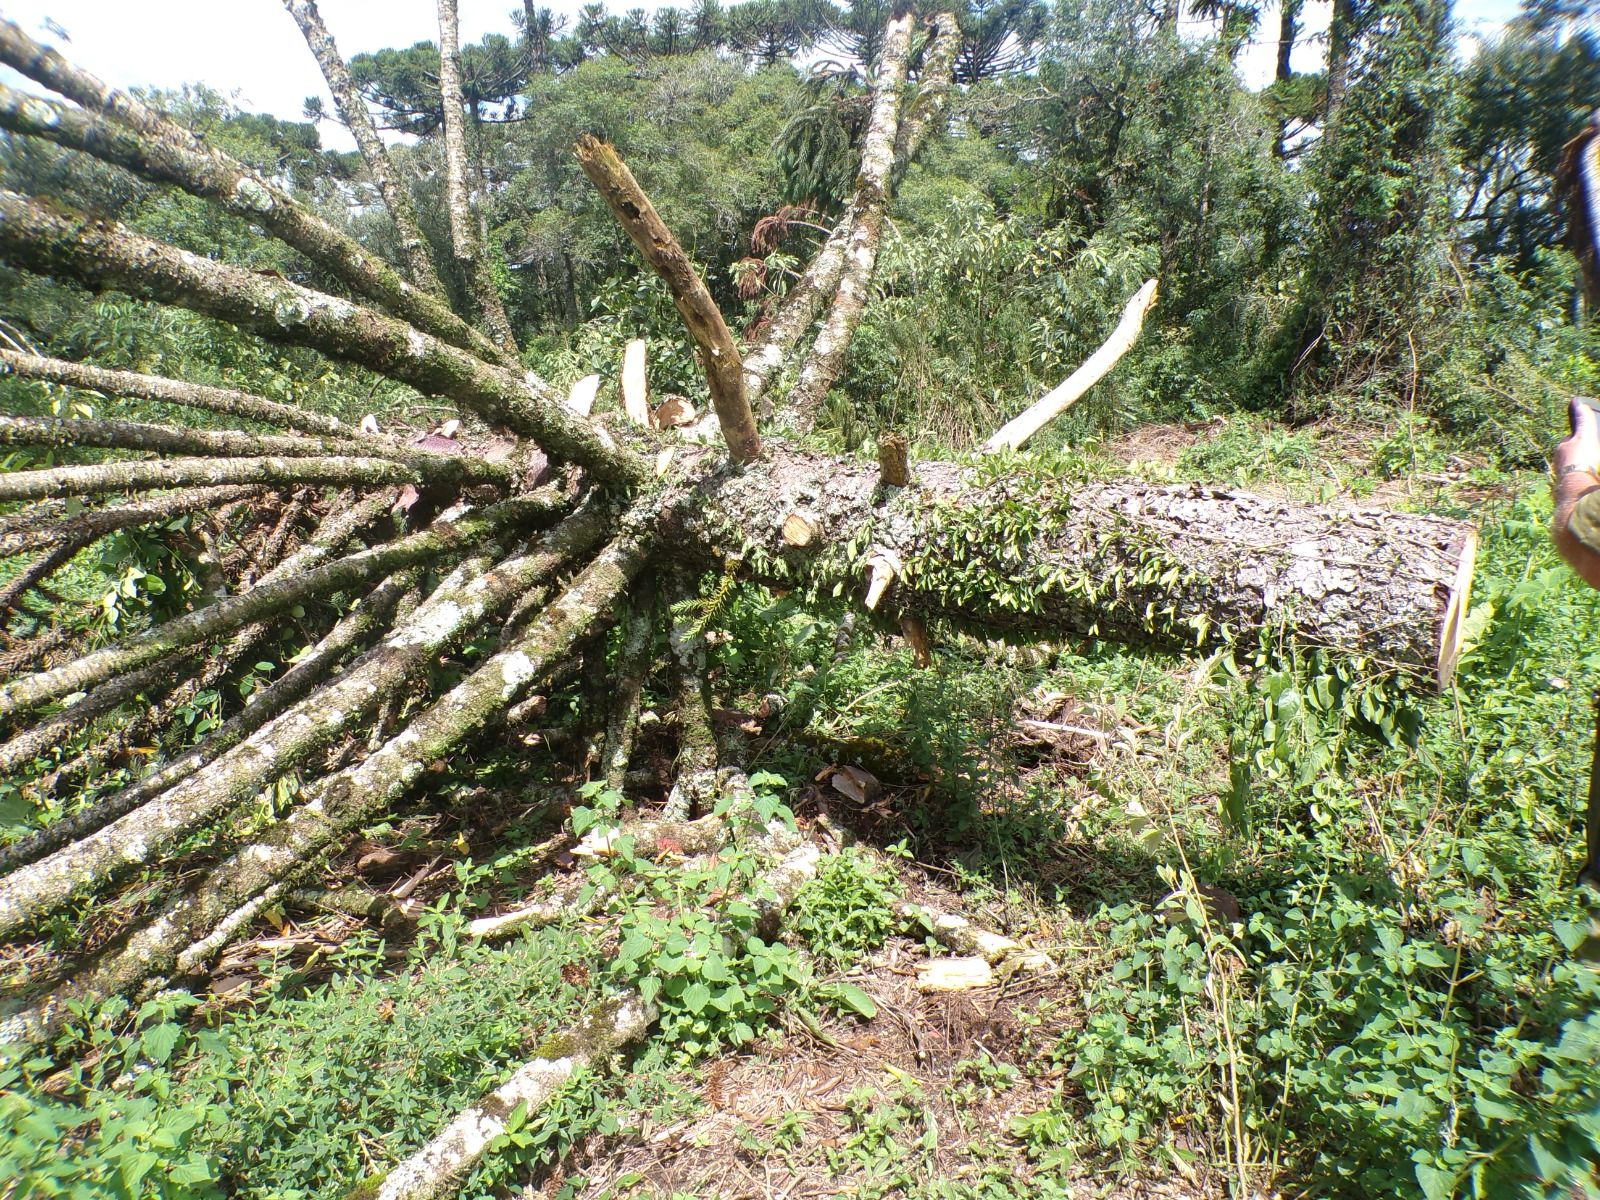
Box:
[1,773,909,1199]
[8,418,1600,1199]
[716,470,1600,1197]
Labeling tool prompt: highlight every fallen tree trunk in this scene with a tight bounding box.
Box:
[671,444,1477,688]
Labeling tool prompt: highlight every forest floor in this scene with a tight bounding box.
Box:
[10,414,1600,1200]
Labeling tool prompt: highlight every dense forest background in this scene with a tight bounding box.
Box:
[3,0,1600,1197]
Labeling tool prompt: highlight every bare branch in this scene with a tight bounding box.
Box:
[0,350,353,438]
[5,524,650,1040]
[0,535,91,615]
[0,191,649,485]
[0,498,609,932]
[0,416,513,491]
[787,14,916,426]
[576,135,762,462]
[0,492,562,721]
[0,654,197,781]
[893,13,963,181]
[0,487,264,563]
[0,72,507,367]
[279,1,449,299]
[0,571,415,872]
[0,453,421,503]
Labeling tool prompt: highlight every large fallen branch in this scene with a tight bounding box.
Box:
[282,0,449,302]
[358,994,657,1200]
[0,484,260,559]
[0,499,610,937]
[3,528,651,1041]
[576,135,762,463]
[0,492,559,720]
[0,351,353,438]
[672,443,1478,688]
[982,279,1159,453]
[0,68,502,366]
[0,417,506,487]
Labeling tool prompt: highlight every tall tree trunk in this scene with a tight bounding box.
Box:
[283,0,447,300]
[1273,0,1301,158]
[437,0,520,355]
[1325,0,1357,124]
[786,13,915,428]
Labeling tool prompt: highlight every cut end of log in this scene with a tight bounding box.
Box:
[781,512,817,547]
[1435,527,1478,691]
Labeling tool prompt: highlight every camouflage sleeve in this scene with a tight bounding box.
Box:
[1567,485,1600,556]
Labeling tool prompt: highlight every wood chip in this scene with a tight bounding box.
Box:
[915,956,994,991]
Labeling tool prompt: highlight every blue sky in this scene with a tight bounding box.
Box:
[0,0,1529,153]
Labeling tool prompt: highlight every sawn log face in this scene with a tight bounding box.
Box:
[670,444,1475,686]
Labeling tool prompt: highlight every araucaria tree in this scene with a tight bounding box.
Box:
[0,5,1475,1194]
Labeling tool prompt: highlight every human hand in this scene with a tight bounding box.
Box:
[1553,397,1600,479]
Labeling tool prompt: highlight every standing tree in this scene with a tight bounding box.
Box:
[0,11,1475,1190]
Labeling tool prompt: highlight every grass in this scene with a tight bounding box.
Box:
[5,414,1600,1199]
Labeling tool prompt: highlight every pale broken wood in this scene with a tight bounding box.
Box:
[896,900,1054,973]
[566,373,601,416]
[983,278,1158,454]
[863,548,901,611]
[916,956,994,991]
[621,338,649,427]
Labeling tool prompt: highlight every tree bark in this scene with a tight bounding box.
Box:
[602,582,656,791]
[0,191,648,485]
[358,995,656,1200]
[0,75,508,367]
[435,0,519,354]
[0,571,415,873]
[892,12,962,183]
[0,417,508,487]
[0,656,194,782]
[576,135,762,462]
[669,443,1478,689]
[0,453,429,503]
[1272,0,1302,159]
[0,499,609,938]
[0,351,352,438]
[281,0,449,299]
[0,536,90,615]
[786,14,915,427]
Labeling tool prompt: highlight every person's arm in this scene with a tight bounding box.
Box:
[1552,398,1600,589]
